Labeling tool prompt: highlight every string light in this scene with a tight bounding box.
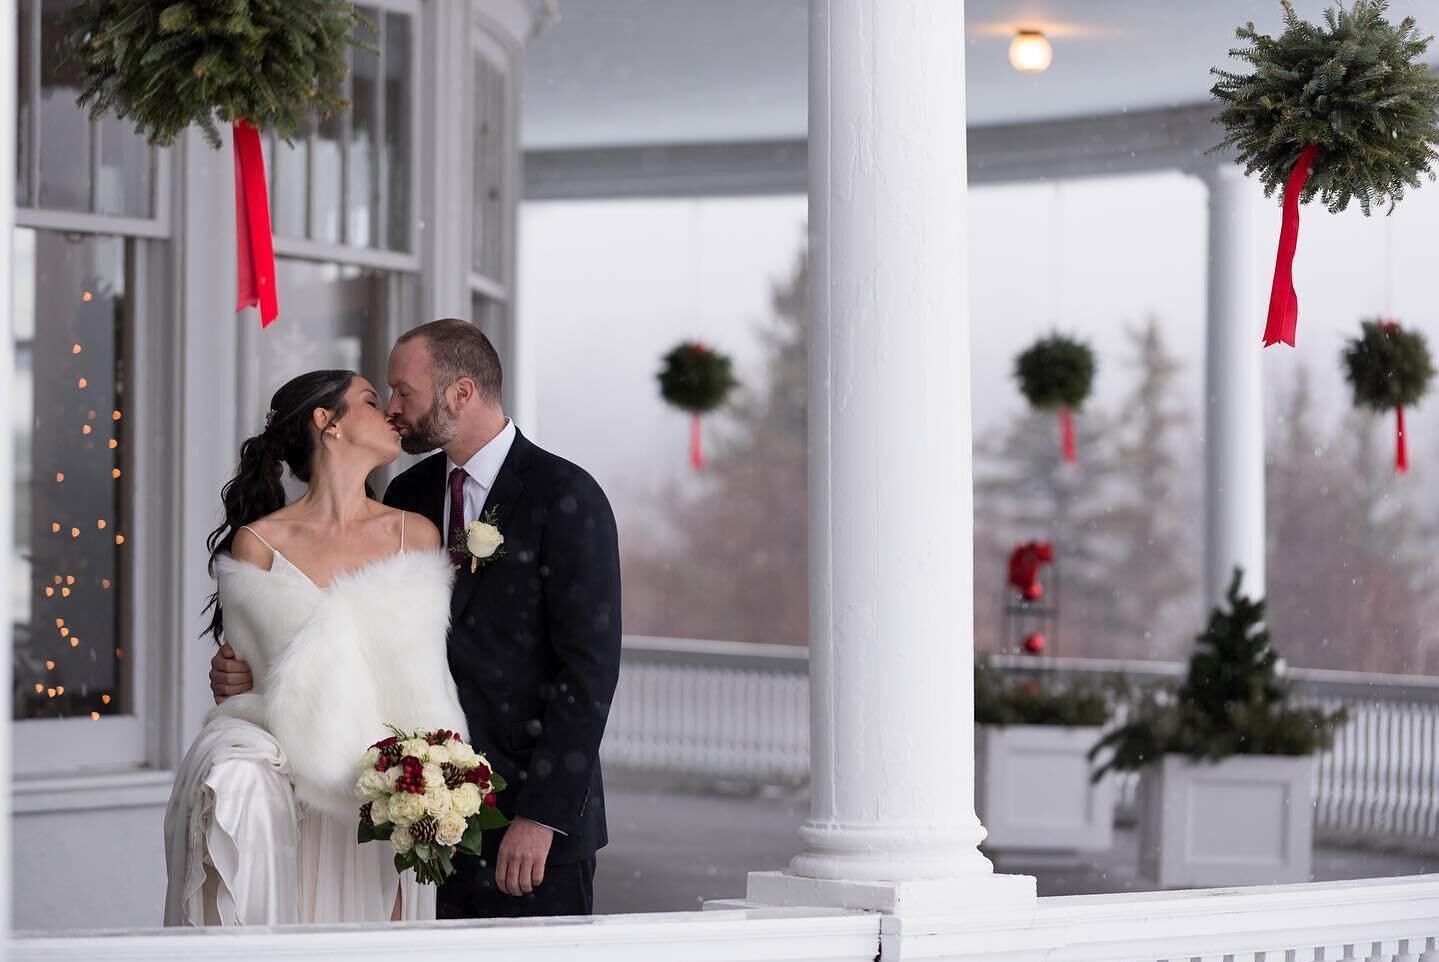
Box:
[43,587,54,598]
[87,410,96,420]
[101,694,111,705]
[96,519,106,530]
[101,579,111,589]
[112,410,121,421]
[50,523,60,533]
[71,343,82,354]
[69,528,80,538]
[111,468,121,479]
[90,712,100,720]
[52,576,62,585]
[114,534,125,545]
[47,687,56,697]
[77,377,88,389]
[81,291,93,302]
[55,686,64,695]
[115,647,124,658]
[61,587,71,597]
[33,684,42,694]
[54,618,64,628]
[69,638,79,648]
[55,472,64,483]
[60,627,69,637]
[45,660,54,670]
[82,425,91,435]
[65,576,75,585]
[108,439,117,450]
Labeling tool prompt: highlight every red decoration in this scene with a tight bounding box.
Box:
[1007,541,1054,600]
[1023,633,1046,655]
[690,413,706,469]
[1262,142,1319,348]
[1059,407,1077,464]
[233,120,279,327]
[1395,405,1409,474]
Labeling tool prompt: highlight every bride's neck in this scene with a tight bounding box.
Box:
[295,456,375,523]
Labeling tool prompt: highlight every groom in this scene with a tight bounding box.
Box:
[210,318,623,918]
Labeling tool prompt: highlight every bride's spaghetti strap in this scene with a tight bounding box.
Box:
[238,524,279,559]
[399,512,406,552]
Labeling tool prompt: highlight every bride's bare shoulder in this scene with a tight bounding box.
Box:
[397,509,441,551]
[230,525,275,569]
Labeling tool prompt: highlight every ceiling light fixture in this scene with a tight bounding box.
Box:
[1009,29,1052,73]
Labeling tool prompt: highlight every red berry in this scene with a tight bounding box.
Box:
[1023,633,1046,654]
[1022,583,1044,601]
[483,793,497,808]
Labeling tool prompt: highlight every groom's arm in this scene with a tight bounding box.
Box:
[512,472,622,836]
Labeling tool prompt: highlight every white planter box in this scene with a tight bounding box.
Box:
[1138,753,1314,888]
[975,725,1115,854]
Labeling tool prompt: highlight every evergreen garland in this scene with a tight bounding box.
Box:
[657,342,738,414]
[63,0,372,148]
[1090,569,1347,780]
[975,656,1114,728]
[1014,334,1095,410]
[1210,0,1439,215]
[1342,319,1434,411]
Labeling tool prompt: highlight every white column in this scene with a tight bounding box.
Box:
[1199,164,1267,608]
[742,0,1033,915]
[0,0,14,937]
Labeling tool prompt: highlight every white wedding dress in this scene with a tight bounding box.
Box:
[164,527,466,926]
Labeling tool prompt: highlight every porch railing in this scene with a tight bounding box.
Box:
[603,637,1439,852]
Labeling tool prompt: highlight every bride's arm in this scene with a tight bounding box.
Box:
[209,527,273,703]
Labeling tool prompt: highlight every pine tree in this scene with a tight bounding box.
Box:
[1092,569,1346,779]
[1103,318,1199,659]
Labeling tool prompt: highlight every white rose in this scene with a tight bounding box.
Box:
[448,743,478,768]
[466,520,504,559]
[390,793,426,826]
[370,796,391,826]
[435,813,467,847]
[426,744,451,766]
[450,782,482,818]
[401,738,427,759]
[422,763,444,789]
[392,825,413,854]
[384,767,402,791]
[424,786,452,818]
[357,747,380,773]
[354,769,388,800]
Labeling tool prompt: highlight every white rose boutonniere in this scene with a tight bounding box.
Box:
[455,506,505,573]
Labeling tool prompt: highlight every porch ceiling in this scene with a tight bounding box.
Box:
[523,0,1436,151]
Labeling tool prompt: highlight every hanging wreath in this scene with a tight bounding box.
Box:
[658,342,738,469]
[63,1,374,328]
[1014,335,1095,464]
[1211,0,1439,347]
[1341,320,1434,473]
[1007,541,1054,602]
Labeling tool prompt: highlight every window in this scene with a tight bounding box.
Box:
[469,22,516,408]
[265,5,414,254]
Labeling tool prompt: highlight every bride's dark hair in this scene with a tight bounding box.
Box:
[204,369,358,641]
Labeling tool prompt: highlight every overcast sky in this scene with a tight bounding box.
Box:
[520,170,1439,541]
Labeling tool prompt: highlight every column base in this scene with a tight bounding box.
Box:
[714,869,1036,916]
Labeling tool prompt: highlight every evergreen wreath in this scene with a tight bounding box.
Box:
[63,0,373,148]
[1014,334,1095,410]
[1342,319,1434,411]
[974,656,1115,729]
[1210,0,1439,216]
[657,342,738,414]
[1089,569,1347,780]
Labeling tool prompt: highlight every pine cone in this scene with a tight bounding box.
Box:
[359,801,374,827]
[378,741,403,764]
[410,816,437,844]
[441,762,467,790]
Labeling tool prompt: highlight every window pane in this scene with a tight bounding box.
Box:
[471,291,511,410]
[17,0,32,206]
[12,228,128,720]
[384,12,411,253]
[38,0,92,211]
[257,259,418,424]
[96,114,154,218]
[347,11,380,249]
[471,46,507,279]
[269,121,312,240]
[312,109,344,245]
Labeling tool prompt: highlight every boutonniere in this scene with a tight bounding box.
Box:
[454,507,505,573]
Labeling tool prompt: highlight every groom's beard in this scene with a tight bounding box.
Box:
[399,394,460,455]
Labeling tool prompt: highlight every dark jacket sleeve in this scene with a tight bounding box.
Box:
[512,473,622,834]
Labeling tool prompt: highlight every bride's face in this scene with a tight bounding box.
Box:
[334,377,402,465]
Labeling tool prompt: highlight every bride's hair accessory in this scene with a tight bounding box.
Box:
[264,408,278,430]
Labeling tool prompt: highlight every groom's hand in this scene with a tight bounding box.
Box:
[495,817,553,896]
[209,644,253,704]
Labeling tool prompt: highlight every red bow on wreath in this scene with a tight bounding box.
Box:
[1007,541,1054,602]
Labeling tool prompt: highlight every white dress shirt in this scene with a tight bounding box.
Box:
[442,418,517,537]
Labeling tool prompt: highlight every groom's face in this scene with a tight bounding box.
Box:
[386,339,460,455]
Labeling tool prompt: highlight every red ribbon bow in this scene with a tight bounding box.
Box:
[233,120,279,327]
[1262,143,1320,348]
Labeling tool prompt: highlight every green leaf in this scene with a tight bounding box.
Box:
[489,773,508,792]
[458,816,487,855]
[475,807,511,831]
[415,842,431,863]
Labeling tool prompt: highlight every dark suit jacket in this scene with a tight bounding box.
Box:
[383,428,621,865]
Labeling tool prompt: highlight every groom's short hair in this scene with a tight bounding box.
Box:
[398,318,503,404]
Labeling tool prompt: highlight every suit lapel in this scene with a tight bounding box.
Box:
[449,431,530,623]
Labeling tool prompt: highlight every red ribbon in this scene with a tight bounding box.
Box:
[1059,406,1077,464]
[1395,406,1409,474]
[1262,143,1319,348]
[690,414,706,469]
[233,120,279,327]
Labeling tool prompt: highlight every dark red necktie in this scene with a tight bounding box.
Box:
[447,467,467,565]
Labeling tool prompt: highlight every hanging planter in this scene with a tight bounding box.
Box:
[1210,0,1439,347]
[1341,320,1434,473]
[1014,335,1095,464]
[658,342,738,469]
[63,0,374,327]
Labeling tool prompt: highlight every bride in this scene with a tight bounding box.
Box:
[163,369,466,925]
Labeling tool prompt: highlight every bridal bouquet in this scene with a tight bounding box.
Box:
[355,725,508,885]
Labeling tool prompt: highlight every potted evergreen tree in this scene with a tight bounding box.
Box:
[975,656,1118,856]
[1090,570,1346,887]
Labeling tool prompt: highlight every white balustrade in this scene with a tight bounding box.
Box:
[604,639,1439,853]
